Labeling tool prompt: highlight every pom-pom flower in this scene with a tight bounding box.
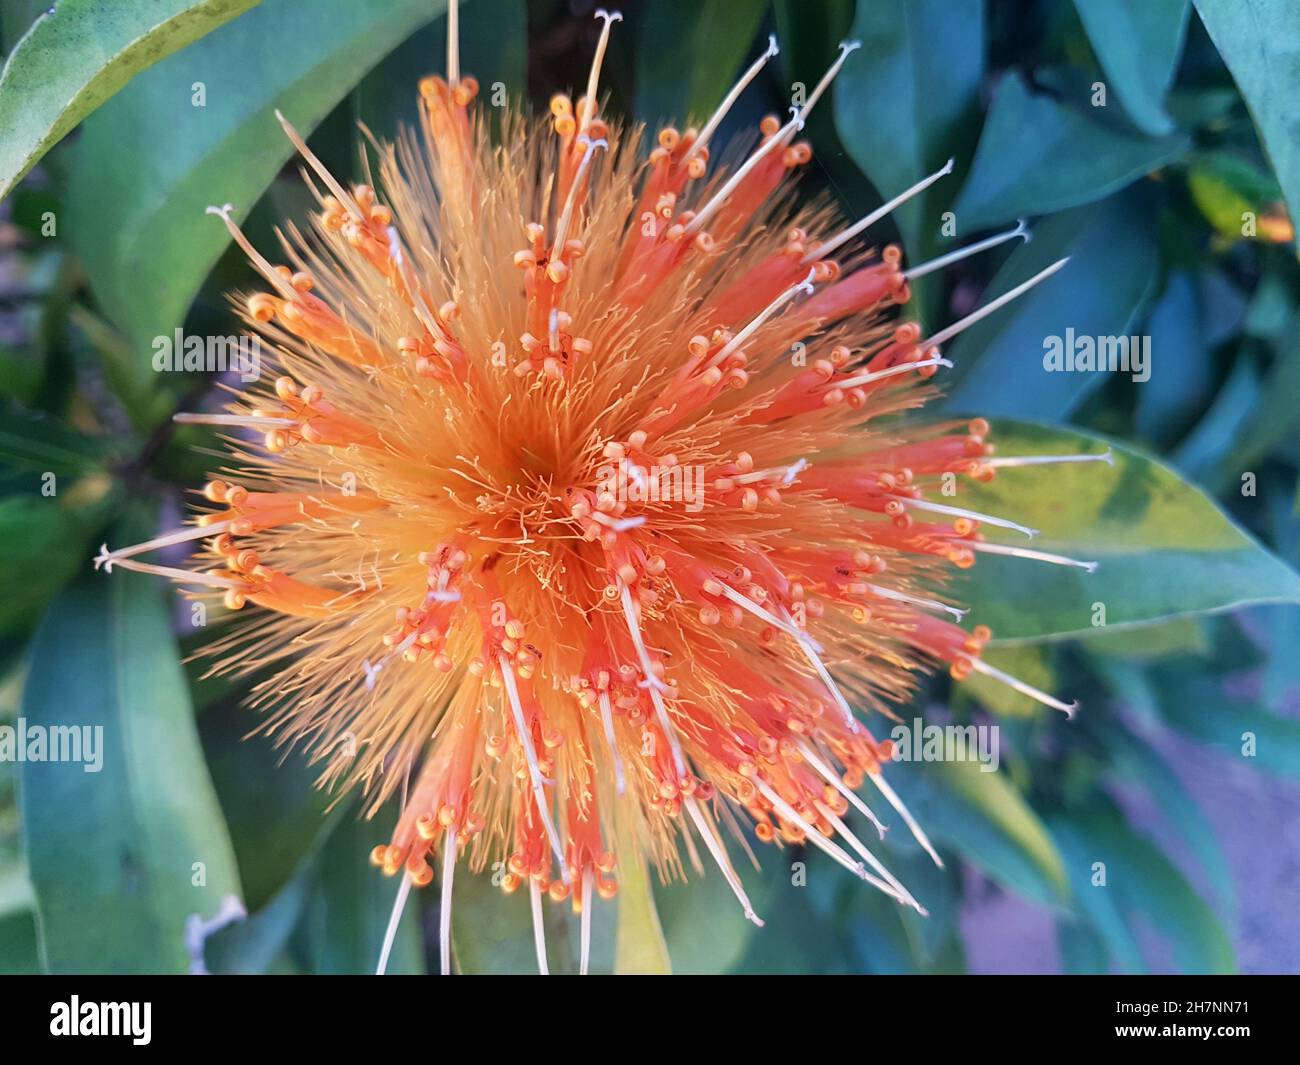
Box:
[98,4,1106,973]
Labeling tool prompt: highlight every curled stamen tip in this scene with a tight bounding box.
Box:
[839,39,863,55]
[744,909,765,927]
[362,659,382,690]
[93,544,113,572]
[1064,701,1080,720]
[1100,448,1116,466]
[1082,561,1099,573]
[1013,218,1032,242]
[205,203,234,220]
[594,8,623,24]
[940,157,956,175]
[765,34,780,58]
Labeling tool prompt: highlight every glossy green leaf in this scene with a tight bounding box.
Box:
[951,73,1186,231]
[1051,802,1235,973]
[0,475,117,636]
[955,421,1300,641]
[1071,0,1191,135]
[636,0,767,124]
[19,531,242,973]
[1135,271,1214,446]
[1154,674,1300,777]
[68,0,446,351]
[612,798,670,974]
[298,807,424,975]
[942,191,1158,418]
[834,0,984,253]
[0,0,258,201]
[1194,0,1300,254]
[893,759,1069,907]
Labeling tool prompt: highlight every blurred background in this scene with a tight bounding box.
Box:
[0,0,1297,974]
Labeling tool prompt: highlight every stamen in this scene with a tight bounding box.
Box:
[866,772,944,867]
[836,356,952,390]
[794,40,861,126]
[865,582,967,621]
[965,541,1098,572]
[714,582,804,641]
[173,413,297,430]
[704,267,816,370]
[375,874,412,975]
[552,136,609,252]
[968,657,1079,718]
[797,741,887,838]
[779,607,857,729]
[274,110,363,219]
[591,513,646,532]
[97,557,245,589]
[205,204,296,298]
[529,878,550,975]
[95,521,233,569]
[983,450,1114,469]
[579,9,623,136]
[440,827,456,976]
[782,458,807,485]
[754,778,868,881]
[683,797,763,926]
[897,497,1038,538]
[903,219,1030,281]
[816,802,926,914]
[598,690,627,795]
[681,34,780,165]
[806,158,955,264]
[579,869,593,975]
[447,0,460,85]
[498,655,569,877]
[924,258,1069,349]
[685,111,805,236]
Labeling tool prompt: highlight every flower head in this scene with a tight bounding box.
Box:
[98,4,1104,973]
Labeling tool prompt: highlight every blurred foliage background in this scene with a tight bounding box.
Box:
[0,0,1298,975]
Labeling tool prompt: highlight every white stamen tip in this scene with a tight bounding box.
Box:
[205,203,234,220]
[595,8,623,24]
[765,34,779,58]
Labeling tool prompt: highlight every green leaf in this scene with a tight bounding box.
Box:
[1071,0,1191,135]
[1050,802,1235,973]
[68,0,446,352]
[1154,674,1300,777]
[0,475,118,636]
[834,0,984,253]
[0,0,258,201]
[1135,271,1214,446]
[1194,0,1300,254]
[893,759,1069,907]
[612,798,671,973]
[942,191,1158,419]
[636,0,767,124]
[19,522,242,973]
[1187,152,1290,243]
[951,73,1187,231]
[954,421,1300,641]
[297,806,424,975]
[199,701,333,911]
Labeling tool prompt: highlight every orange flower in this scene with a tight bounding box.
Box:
[98,5,1102,974]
